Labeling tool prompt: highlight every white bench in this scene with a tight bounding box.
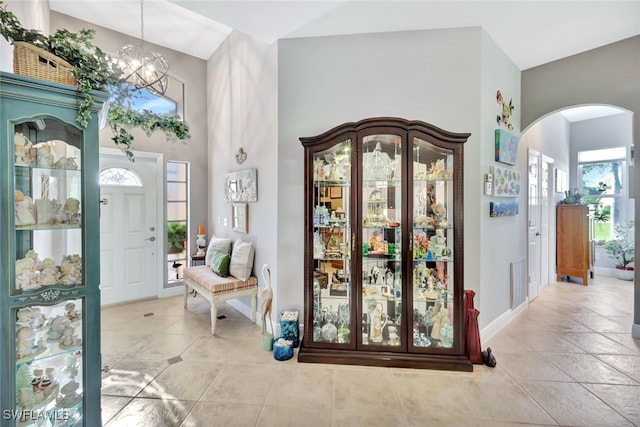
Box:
[183,265,258,335]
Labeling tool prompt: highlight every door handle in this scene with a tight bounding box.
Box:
[145,236,156,241]
[535,232,541,236]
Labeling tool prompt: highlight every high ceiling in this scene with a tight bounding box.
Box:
[49,0,640,71]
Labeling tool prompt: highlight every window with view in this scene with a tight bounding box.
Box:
[578,147,631,241]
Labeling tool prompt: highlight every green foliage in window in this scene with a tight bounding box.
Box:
[167,222,187,253]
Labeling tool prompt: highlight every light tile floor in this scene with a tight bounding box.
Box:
[101,276,640,426]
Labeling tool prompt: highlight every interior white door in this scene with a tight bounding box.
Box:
[528,149,541,301]
[99,150,160,306]
[540,156,554,288]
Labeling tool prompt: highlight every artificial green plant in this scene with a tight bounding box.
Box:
[0,1,190,160]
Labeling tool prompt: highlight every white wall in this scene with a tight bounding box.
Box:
[478,31,523,327]
[277,27,523,330]
[50,12,209,289]
[207,31,279,315]
[519,113,571,286]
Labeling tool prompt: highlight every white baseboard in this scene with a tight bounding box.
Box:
[226,298,257,323]
[594,267,617,277]
[480,300,528,344]
[161,285,184,299]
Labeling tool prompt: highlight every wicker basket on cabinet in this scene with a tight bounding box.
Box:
[13,41,77,86]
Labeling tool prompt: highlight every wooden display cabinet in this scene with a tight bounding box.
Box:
[299,117,472,371]
[556,204,595,285]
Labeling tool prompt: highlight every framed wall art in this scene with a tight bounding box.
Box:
[491,165,521,197]
[495,129,519,165]
[225,169,257,202]
[555,168,567,193]
[490,201,519,217]
[232,203,248,233]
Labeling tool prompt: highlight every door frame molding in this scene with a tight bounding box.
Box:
[99,147,165,301]
[527,148,541,301]
[540,154,555,289]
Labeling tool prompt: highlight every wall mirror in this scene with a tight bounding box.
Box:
[232,203,248,233]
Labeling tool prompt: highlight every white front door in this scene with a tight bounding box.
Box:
[528,149,541,301]
[99,149,162,306]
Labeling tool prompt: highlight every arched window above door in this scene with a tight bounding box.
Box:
[99,167,143,187]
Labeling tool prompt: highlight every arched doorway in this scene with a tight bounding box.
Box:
[520,104,637,337]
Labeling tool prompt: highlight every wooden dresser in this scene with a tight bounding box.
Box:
[556,204,594,285]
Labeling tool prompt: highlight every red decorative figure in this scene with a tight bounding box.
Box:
[464,290,482,364]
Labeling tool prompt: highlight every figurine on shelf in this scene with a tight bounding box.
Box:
[14,132,34,166]
[63,352,80,379]
[428,159,447,179]
[15,256,38,291]
[47,315,69,342]
[329,162,340,180]
[313,231,325,259]
[59,326,81,349]
[431,202,446,219]
[56,380,81,408]
[63,198,81,225]
[431,305,449,341]
[15,190,36,226]
[65,302,81,322]
[424,276,438,300]
[54,156,78,169]
[59,255,82,285]
[31,368,56,397]
[16,326,35,359]
[17,307,47,330]
[314,158,325,180]
[40,265,58,286]
[36,144,54,167]
[440,323,454,347]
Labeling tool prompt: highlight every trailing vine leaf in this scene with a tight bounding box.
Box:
[107,106,191,161]
[0,0,190,161]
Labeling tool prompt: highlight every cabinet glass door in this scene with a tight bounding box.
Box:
[311,139,352,344]
[410,137,455,349]
[11,118,86,425]
[360,134,402,348]
[13,118,83,296]
[14,299,84,424]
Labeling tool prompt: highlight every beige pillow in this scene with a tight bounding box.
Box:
[205,236,232,267]
[229,239,255,280]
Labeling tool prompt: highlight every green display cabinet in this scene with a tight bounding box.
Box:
[1,72,108,426]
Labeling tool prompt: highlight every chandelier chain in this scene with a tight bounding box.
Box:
[140,0,145,46]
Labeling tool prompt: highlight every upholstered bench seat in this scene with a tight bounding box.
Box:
[183,265,258,335]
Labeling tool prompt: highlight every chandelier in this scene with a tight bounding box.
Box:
[117,0,169,95]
